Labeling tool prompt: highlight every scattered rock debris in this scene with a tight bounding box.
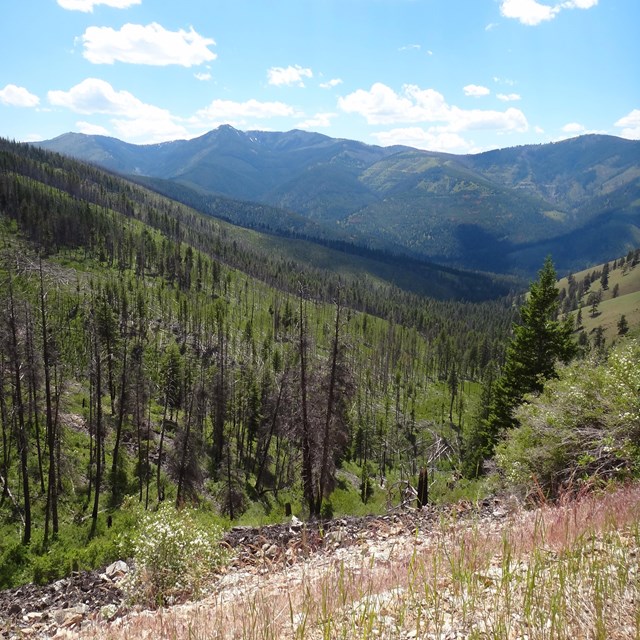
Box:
[0,499,507,638]
[0,561,127,638]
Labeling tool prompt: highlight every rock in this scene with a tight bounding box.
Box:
[0,564,125,636]
[20,626,37,636]
[53,609,67,625]
[53,604,89,628]
[24,611,43,622]
[105,560,129,580]
[62,612,83,628]
[324,528,346,547]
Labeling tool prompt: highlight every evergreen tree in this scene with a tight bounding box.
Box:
[592,326,606,352]
[473,257,577,472]
[617,314,629,335]
[600,262,610,290]
[461,361,497,478]
[588,291,601,317]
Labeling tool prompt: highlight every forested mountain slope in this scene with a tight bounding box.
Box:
[39,129,640,277]
[0,139,515,586]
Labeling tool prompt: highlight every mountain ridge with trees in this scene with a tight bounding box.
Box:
[37,128,640,277]
[0,137,517,587]
[1,136,639,613]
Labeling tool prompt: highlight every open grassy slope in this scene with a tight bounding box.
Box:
[557,249,640,343]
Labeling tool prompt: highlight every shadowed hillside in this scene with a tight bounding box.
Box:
[39,129,640,277]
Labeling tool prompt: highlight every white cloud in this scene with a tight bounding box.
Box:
[297,113,336,129]
[447,107,528,133]
[561,0,598,8]
[499,0,598,26]
[76,121,111,136]
[320,78,343,89]
[500,0,558,25]
[399,44,421,52]
[338,83,450,125]
[485,22,499,30]
[112,116,187,142]
[48,78,188,142]
[81,23,216,67]
[535,125,545,133]
[338,83,406,124]
[562,122,586,133]
[497,93,521,101]
[614,109,640,140]
[267,65,313,88]
[464,84,490,97]
[338,83,528,135]
[195,98,298,124]
[49,78,151,115]
[195,72,212,81]
[493,76,516,86]
[0,84,40,107]
[57,0,140,11]
[372,127,475,153]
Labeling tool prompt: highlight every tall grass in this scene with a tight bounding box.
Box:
[84,484,640,639]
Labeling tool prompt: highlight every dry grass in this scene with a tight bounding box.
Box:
[78,484,640,639]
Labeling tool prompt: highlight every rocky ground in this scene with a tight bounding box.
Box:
[0,499,507,638]
[5,491,637,639]
[0,561,127,638]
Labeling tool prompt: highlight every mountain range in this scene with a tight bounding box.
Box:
[38,128,640,277]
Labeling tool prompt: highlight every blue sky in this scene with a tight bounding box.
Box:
[1,0,638,153]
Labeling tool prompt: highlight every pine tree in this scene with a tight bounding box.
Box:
[617,314,629,335]
[477,257,577,470]
[600,262,610,290]
[157,342,183,501]
[588,291,601,317]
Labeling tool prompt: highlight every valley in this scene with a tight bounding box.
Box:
[0,133,639,639]
[2,0,638,636]
[39,129,640,277]
[0,138,514,589]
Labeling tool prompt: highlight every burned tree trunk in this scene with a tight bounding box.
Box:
[417,467,428,508]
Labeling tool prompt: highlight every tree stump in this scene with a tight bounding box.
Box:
[417,467,428,508]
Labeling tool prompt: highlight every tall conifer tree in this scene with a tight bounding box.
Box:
[465,257,577,475]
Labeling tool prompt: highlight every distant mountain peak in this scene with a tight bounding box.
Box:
[35,130,640,277]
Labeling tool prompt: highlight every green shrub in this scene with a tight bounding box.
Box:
[126,501,227,607]
[497,338,640,498]
[0,541,29,588]
[32,552,69,585]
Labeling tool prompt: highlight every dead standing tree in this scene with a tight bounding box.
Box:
[298,283,316,515]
